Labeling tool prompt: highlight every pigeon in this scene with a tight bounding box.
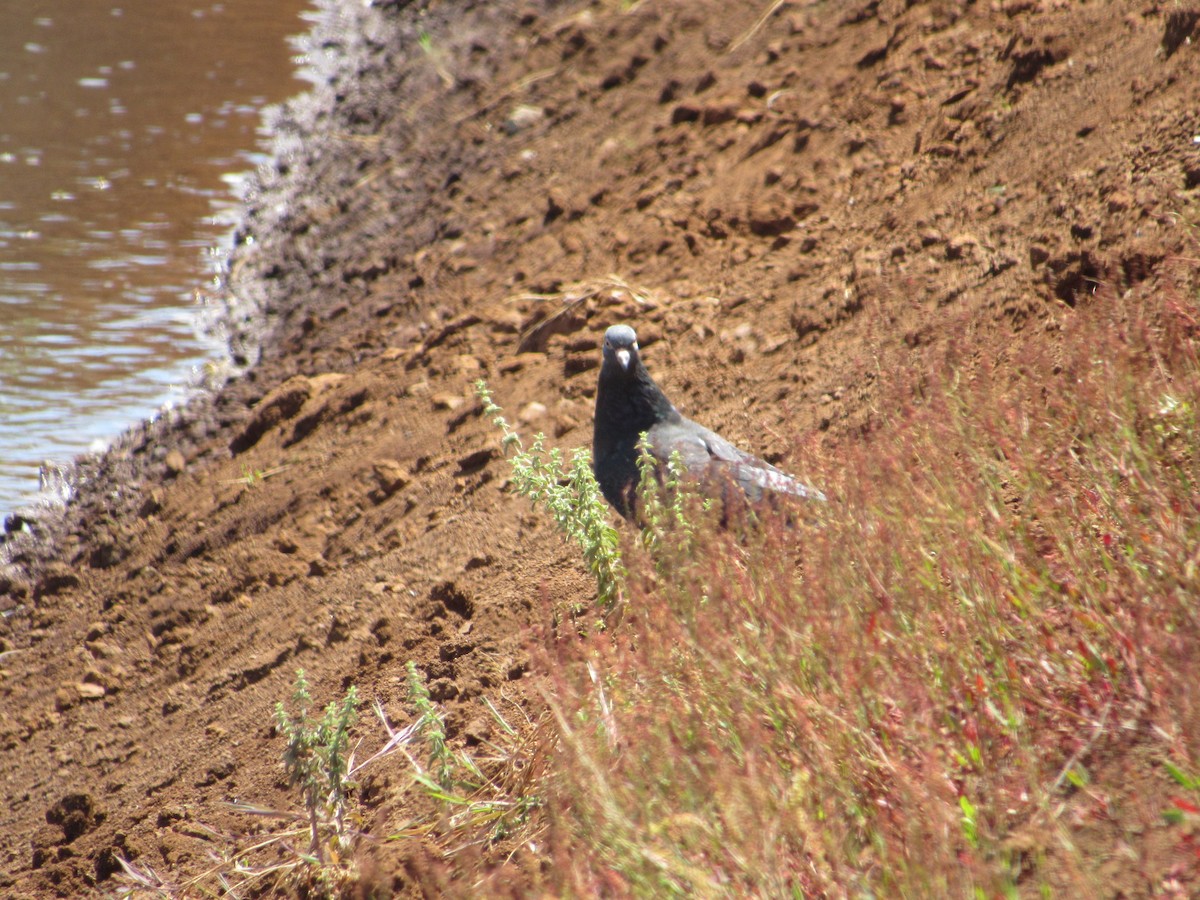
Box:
[592,323,826,520]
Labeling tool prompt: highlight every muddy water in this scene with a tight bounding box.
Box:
[0,0,312,516]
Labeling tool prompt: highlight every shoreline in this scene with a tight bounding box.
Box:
[0,0,313,525]
[0,0,392,586]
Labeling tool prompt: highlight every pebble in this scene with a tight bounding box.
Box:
[518,401,547,424]
[1106,189,1132,213]
[946,233,980,260]
[463,716,491,746]
[428,678,459,701]
[139,489,163,517]
[503,104,544,134]
[86,640,120,660]
[431,393,464,412]
[372,460,410,495]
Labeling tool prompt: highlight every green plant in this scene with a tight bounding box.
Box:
[115,673,373,897]
[403,662,544,842]
[416,29,454,88]
[224,462,289,487]
[405,660,456,792]
[116,665,544,897]
[636,443,701,542]
[1163,760,1200,825]
[535,290,1200,896]
[476,380,625,613]
[959,794,980,849]
[274,669,360,865]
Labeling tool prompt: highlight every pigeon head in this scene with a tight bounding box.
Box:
[595,321,679,429]
[602,324,641,374]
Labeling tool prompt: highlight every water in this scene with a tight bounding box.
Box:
[0,0,313,516]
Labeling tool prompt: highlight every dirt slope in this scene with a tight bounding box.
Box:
[2,0,1199,895]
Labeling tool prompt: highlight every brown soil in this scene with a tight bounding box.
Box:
[2,0,1199,896]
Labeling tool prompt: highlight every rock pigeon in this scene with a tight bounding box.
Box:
[592,323,826,520]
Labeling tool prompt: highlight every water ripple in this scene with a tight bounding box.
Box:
[0,0,310,515]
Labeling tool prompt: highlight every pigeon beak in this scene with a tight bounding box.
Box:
[615,348,631,370]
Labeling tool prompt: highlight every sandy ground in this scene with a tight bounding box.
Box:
[2,0,1199,895]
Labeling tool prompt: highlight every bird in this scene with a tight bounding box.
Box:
[591,323,826,521]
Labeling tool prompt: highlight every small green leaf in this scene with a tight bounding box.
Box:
[1163,761,1198,790]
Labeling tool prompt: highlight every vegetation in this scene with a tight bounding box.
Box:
[274,670,360,868]
[532,291,1200,895]
[476,379,625,613]
[401,661,544,844]
[117,666,541,897]
[116,672,367,898]
[121,290,1195,898]
[472,287,1199,895]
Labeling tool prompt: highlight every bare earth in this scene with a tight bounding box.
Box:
[2,0,1199,895]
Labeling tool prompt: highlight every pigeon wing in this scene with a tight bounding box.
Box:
[648,418,825,503]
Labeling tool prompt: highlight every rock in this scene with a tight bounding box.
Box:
[456,448,496,476]
[230,376,313,455]
[671,103,701,124]
[453,354,483,374]
[0,573,29,598]
[45,793,100,842]
[164,450,186,476]
[518,401,548,424]
[428,678,459,701]
[86,640,120,661]
[89,538,125,570]
[503,104,544,134]
[76,682,106,700]
[309,372,348,394]
[946,233,980,260]
[156,807,185,827]
[35,562,79,598]
[439,638,476,661]
[701,103,738,125]
[748,199,797,237]
[372,460,410,496]
[1106,189,1132,213]
[198,757,236,786]
[432,393,465,412]
[138,489,163,517]
[463,716,491,746]
[54,686,78,712]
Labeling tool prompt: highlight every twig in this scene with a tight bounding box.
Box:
[728,0,789,53]
[1051,699,1113,795]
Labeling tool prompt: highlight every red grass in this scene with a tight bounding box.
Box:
[535,287,1200,896]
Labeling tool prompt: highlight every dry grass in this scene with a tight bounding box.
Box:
[534,287,1200,896]
[122,285,1199,897]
